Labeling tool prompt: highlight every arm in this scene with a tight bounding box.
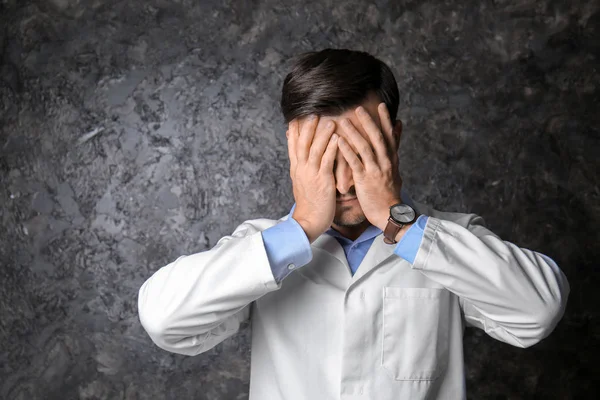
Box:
[401,214,569,348]
[138,220,283,356]
[139,111,335,356]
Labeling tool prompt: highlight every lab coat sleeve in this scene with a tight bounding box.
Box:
[138,220,283,356]
[411,214,570,348]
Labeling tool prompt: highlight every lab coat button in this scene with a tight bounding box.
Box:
[287,263,296,270]
[360,292,365,299]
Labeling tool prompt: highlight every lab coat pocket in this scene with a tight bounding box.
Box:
[381,287,450,381]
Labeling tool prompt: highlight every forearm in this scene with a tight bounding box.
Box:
[409,214,569,347]
[138,222,280,353]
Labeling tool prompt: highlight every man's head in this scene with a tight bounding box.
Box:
[281,49,402,233]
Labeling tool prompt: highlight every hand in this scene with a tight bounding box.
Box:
[287,115,339,243]
[337,103,404,231]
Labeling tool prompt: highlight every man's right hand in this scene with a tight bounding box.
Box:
[287,115,339,244]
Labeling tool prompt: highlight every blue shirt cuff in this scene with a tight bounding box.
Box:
[261,217,313,283]
[393,215,429,264]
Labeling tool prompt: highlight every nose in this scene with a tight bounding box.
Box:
[334,150,354,195]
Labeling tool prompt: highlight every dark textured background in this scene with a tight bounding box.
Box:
[1,0,598,399]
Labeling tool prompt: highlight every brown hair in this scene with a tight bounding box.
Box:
[280,48,399,124]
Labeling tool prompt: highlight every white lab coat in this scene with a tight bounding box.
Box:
[138,198,569,400]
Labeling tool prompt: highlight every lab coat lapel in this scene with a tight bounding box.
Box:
[308,232,400,288]
[311,233,348,269]
[302,234,353,288]
[349,233,399,284]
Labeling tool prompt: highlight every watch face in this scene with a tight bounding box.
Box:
[390,204,416,223]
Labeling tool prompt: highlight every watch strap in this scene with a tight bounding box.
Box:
[383,216,404,244]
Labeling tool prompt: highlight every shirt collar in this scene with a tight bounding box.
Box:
[286,186,416,243]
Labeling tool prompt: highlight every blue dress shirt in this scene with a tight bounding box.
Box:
[261,188,429,283]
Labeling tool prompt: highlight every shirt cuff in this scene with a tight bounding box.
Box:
[261,217,313,283]
[393,215,429,264]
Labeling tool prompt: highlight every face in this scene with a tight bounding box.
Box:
[297,92,397,230]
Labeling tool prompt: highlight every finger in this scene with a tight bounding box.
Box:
[308,119,336,168]
[337,136,365,175]
[355,106,389,168]
[378,102,396,151]
[287,123,298,178]
[340,118,377,170]
[297,115,319,164]
[320,132,339,172]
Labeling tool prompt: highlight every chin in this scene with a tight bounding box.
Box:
[334,208,367,227]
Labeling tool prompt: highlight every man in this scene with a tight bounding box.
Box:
[138,48,569,399]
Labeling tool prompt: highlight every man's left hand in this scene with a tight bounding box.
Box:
[337,103,404,232]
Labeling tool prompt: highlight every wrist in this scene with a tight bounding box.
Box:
[393,221,415,243]
[293,216,320,244]
[379,197,418,244]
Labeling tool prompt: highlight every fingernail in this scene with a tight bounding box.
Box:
[326,121,334,129]
[332,133,339,140]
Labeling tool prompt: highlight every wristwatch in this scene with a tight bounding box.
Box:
[383,203,418,244]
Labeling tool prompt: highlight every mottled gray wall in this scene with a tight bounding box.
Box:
[1,0,598,399]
